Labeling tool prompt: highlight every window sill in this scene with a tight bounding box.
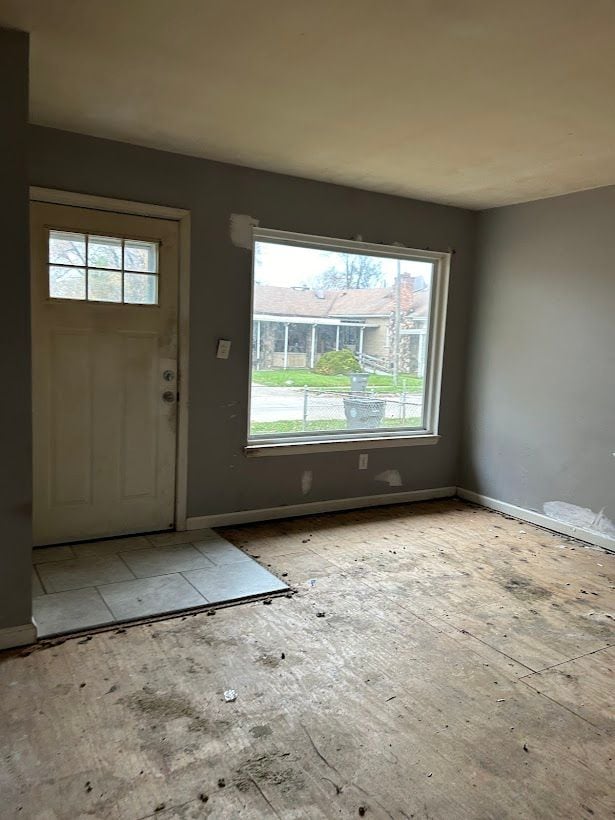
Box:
[245,433,440,457]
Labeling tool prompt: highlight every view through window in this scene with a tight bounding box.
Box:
[249,231,448,443]
[48,230,159,305]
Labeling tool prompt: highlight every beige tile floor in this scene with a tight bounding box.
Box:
[32,529,288,637]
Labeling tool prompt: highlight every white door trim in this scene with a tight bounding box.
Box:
[29,187,191,532]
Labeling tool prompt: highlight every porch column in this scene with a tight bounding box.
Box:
[359,326,365,357]
[335,325,340,350]
[310,324,317,368]
[283,322,289,369]
[255,320,261,366]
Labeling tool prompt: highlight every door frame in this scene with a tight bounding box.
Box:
[29,187,191,532]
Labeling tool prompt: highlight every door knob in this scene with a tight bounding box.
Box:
[162,391,176,403]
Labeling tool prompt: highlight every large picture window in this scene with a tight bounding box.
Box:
[248,229,450,452]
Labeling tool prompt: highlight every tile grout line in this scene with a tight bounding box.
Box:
[178,571,212,604]
[91,585,118,624]
[114,551,138,579]
[34,559,252,597]
[33,565,49,595]
[35,540,242,596]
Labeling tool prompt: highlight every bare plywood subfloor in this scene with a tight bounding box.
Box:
[1,500,614,819]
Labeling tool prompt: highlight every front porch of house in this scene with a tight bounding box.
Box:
[252,314,428,376]
[253,315,371,370]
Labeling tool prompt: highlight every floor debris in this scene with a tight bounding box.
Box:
[224,690,237,702]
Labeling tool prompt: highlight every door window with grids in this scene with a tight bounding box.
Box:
[48,230,159,304]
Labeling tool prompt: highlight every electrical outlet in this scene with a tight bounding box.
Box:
[359,453,368,470]
[216,339,231,359]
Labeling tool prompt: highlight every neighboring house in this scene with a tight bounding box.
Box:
[253,274,429,375]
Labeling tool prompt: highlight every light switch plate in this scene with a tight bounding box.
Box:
[216,339,232,359]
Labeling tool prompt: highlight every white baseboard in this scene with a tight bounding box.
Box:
[186,486,456,529]
[0,621,37,651]
[457,487,615,553]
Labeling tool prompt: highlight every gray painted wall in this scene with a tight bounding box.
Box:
[461,187,615,545]
[29,127,476,519]
[0,29,32,630]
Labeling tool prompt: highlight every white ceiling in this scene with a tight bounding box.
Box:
[2,0,615,209]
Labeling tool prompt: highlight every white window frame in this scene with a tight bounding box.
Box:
[245,228,450,457]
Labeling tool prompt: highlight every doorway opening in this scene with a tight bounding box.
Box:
[30,190,191,545]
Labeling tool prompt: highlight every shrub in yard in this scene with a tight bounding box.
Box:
[314,349,362,375]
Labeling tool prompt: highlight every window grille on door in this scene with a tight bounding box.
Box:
[48,230,159,305]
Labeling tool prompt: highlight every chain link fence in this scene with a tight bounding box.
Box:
[302,387,423,431]
[250,384,424,434]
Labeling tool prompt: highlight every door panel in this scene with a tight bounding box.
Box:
[50,328,93,506]
[31,202,179,545]
[120,332,158,499]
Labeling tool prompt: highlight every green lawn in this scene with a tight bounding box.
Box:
[252,369,423,393]
[251,417,422,434]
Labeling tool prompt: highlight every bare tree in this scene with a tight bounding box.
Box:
[316,253,384,289]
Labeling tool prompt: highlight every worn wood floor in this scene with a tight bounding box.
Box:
[1,500,614,819]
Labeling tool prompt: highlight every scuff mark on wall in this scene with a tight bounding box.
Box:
[301,470,313,495]
[543,501,615,539]
[230,213,260,249]
[375,469,402,487]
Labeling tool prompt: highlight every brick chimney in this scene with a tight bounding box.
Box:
[399,272,414,313]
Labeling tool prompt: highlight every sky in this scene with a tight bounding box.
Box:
[254,240,433,288]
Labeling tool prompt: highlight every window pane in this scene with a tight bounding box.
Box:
[124,240,158,272]
[88,269,122,302]
[249,239,435,440]
[49,265,86,300]
[49,231,86,266]
[88,235,122,269]
[124,272,158,305]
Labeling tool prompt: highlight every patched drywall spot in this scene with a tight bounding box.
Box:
[543,501,615,539]
[375,469,402,487]
[301,470,313,495]
[230,213,260,249]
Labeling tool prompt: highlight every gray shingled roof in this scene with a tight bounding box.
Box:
[254,284,428,319]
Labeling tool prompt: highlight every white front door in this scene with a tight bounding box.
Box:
[31,202,179,545]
